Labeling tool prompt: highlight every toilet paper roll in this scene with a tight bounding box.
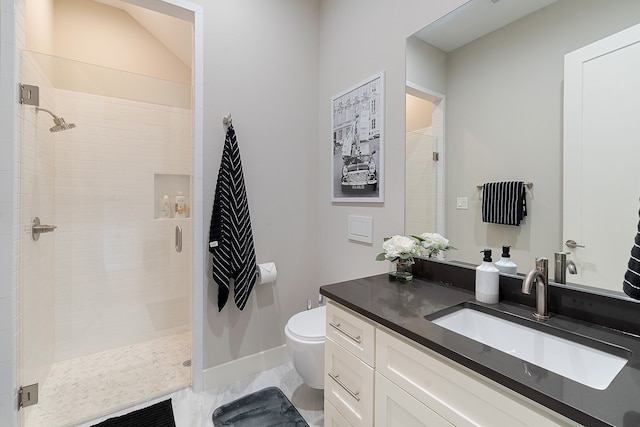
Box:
[256,262,277,285]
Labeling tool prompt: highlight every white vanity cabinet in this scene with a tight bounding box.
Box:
[375,328,578,427]
[325,300,580,427]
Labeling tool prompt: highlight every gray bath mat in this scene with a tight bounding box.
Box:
[212,386,309,427]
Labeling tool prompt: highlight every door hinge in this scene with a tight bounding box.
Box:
[18,383,38,409]
[433,151,440,161]
[19,84,40,106]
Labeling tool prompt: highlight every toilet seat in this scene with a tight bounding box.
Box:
[286,306,326,342]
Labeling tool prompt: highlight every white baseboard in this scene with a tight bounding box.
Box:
[203,345,290,390]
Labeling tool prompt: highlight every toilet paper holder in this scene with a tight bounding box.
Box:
[255,262,277,285]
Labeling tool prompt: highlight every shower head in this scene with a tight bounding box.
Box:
[49,116,76,133]
[36,107,76,132]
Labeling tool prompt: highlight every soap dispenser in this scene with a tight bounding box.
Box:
[476,249,499,304]
[495,245,517,274]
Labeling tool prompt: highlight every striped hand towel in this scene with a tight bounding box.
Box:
[209,124,257,311]
[481,181,527,226]
[623,210,640,300]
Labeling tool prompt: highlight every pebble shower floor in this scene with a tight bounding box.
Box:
[24,331,191,427]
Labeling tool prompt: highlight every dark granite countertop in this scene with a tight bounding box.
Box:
[320,269,640,427]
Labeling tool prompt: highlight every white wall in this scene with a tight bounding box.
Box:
[26,0,192,107]
[406,94,433,132]
[27,0,191,85]
[316,0,466,285]
[406,35,447,95]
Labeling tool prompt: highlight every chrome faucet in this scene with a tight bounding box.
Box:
[554,252,577,284]
[522,257,550,320]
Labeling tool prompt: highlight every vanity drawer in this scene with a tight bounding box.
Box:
[325,337,374,427]
[376,328,576,427]
[325,399,354,427]
[326,301,375,367]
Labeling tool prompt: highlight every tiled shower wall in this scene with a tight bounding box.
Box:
[52,89,193,361]
[20,51,193,389]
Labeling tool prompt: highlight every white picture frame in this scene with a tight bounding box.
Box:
[331,72,384,203]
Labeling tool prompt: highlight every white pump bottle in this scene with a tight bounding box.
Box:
[476,249,499,304]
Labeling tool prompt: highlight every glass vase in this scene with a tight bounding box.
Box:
[389,258,414,282]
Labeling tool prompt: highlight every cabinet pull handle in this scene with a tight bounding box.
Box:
[328,322,361,344]
[328,372,360,402]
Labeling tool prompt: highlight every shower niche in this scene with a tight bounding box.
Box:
[154,173,191,219]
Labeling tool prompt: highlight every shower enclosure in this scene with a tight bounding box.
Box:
[405,86,446,239]
[19,48,194,426]
[405,130,438,235]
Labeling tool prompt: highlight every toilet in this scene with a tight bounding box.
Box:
[284,305,326,389]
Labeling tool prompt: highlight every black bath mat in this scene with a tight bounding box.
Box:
[92,398,176,427]
[212,386,309,427]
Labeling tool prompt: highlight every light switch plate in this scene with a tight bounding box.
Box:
[348,215,373,243]
[456,197,468,210]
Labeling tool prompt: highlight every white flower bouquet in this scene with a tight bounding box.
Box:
[376,233,455,262]
[413,232,456,258]
[375,235,419,262]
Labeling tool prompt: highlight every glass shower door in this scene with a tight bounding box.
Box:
[19,50,193,427]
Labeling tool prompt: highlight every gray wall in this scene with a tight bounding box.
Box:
[197,0,468,370]
[406,0,640,269]
[195,0,321,369]
[315,0,466,287]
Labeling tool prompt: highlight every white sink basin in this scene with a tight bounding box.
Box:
[432,307,627,390]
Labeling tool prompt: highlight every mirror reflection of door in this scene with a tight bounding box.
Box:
[563,23,640,291]
[405,84,445,239]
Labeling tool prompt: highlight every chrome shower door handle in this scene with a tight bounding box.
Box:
[175,226,182,253]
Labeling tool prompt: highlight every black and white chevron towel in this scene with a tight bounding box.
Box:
[481,181,527,226]
[209,124,257,311]
[623,209,640,300]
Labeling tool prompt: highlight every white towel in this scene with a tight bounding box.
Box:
[481,181,527,226]
[623,209,640,300]
[209,124,257,311]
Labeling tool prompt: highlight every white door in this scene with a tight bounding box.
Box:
[563,23,640,291]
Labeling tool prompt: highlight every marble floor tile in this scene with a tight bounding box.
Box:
[81,362,324,427]
[25,332,191,427]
